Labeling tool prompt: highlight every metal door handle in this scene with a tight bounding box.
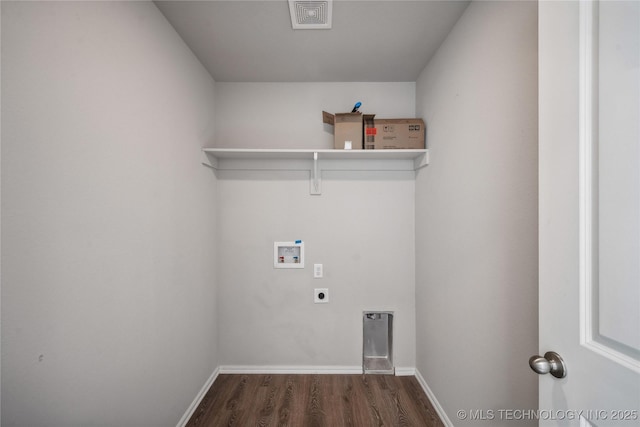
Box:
[529,351,567,378]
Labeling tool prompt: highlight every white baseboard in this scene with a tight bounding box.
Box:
[176,366,220,427]
[414,369,454,427]
[394,367,416,376]
[218,365,417,376]
[218,365,363,374]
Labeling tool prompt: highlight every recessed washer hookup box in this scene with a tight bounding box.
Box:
[365,118,426,150]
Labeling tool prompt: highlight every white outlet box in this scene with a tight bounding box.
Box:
[314,288,329,303]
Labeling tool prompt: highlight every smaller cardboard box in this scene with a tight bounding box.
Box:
[365,118,426,149]
[322,111,375,149]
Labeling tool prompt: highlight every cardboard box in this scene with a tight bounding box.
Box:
[322,111,375,149]
[365,118,425,150]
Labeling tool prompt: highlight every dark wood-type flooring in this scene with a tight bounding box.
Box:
[186,374,445,427]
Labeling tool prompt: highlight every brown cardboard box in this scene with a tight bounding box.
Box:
[322,111,375,149]
[365,118,425,149]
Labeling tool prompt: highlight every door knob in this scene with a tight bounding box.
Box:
[529,351,567,378]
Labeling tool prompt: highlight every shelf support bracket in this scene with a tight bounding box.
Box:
[201,150,219,170]
[310,151,322,195]
[414,150,430,170]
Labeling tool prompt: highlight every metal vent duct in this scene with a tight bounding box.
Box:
[288,0,332,29]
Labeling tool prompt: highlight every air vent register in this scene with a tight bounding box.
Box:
[288,0,332,29]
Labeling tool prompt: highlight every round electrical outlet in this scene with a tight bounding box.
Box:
[314,288,329,303]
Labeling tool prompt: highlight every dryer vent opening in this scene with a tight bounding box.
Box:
[363,311,394,375]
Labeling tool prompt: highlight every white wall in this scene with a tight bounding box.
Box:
[217,169,416,369]
[214,82,415,148]
[1,2,217,426]
[214,83,416,370]
[414,1,538,425]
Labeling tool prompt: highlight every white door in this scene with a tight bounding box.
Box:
[538,1,640,426]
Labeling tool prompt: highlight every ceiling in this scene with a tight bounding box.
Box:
[154,0,470,82]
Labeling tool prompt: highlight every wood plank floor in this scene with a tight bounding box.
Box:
[186,374,445,427]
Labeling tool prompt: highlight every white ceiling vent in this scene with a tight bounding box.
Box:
[288,0,332,30]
